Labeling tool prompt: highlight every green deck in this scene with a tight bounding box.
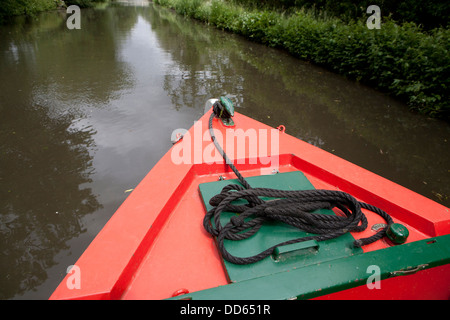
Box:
[198,171,363,283]
[167,171,450,300]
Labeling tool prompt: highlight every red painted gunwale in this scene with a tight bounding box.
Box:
[50,109,450,300]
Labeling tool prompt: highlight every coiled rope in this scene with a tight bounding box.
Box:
[203,111,393,265]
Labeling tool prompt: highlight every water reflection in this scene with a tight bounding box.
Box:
[142,7,246,110]
[0,104,100,298]
[0,7,137,299]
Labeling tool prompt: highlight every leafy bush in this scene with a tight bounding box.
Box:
[0,0,57,23]
[0,0,109,23]
[229,0,450,29]
[237,10,279,44]
[64,0,106,8]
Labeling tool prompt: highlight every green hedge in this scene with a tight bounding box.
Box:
[228,0,450,30]
[154,0,450,119]
[64,0,106,9]
[0,0,107,23]
[0,0,58,23]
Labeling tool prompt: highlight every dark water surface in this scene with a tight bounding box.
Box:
[0,1,449,299]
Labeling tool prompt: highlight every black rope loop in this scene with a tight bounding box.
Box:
[203,111,394,265]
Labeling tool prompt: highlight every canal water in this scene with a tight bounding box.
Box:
[0,1,449,299]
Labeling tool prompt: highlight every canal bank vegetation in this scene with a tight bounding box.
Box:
[0,0,58,23]
[154,0,450,120]
[229,0,449,30]
[64,0,107,8]
[0,0,107,24]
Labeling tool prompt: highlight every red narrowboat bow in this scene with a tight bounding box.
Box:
[50,98,450,300]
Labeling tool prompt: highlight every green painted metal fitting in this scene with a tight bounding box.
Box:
[219,96,234,118]
[273,240,319,262]
[387,223,409,244]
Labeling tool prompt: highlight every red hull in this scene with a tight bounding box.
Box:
[50,109,450,300]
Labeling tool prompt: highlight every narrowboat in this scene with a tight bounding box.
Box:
[50,98,450,300]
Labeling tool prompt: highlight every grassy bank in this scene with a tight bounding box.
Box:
[64,0,107,8]
[0,0,58,23]
[229,0,450,30]
[154,0,450,119]
[0,0,107,24]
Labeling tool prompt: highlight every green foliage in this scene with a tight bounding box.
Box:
[229,0,450,29]
[236,10,280,44]
[64,0,106,8]
[0,0,108,23]
[0,0,58,23]
[155,0,450,119]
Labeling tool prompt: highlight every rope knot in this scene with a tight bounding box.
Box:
[231,215,244,227]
